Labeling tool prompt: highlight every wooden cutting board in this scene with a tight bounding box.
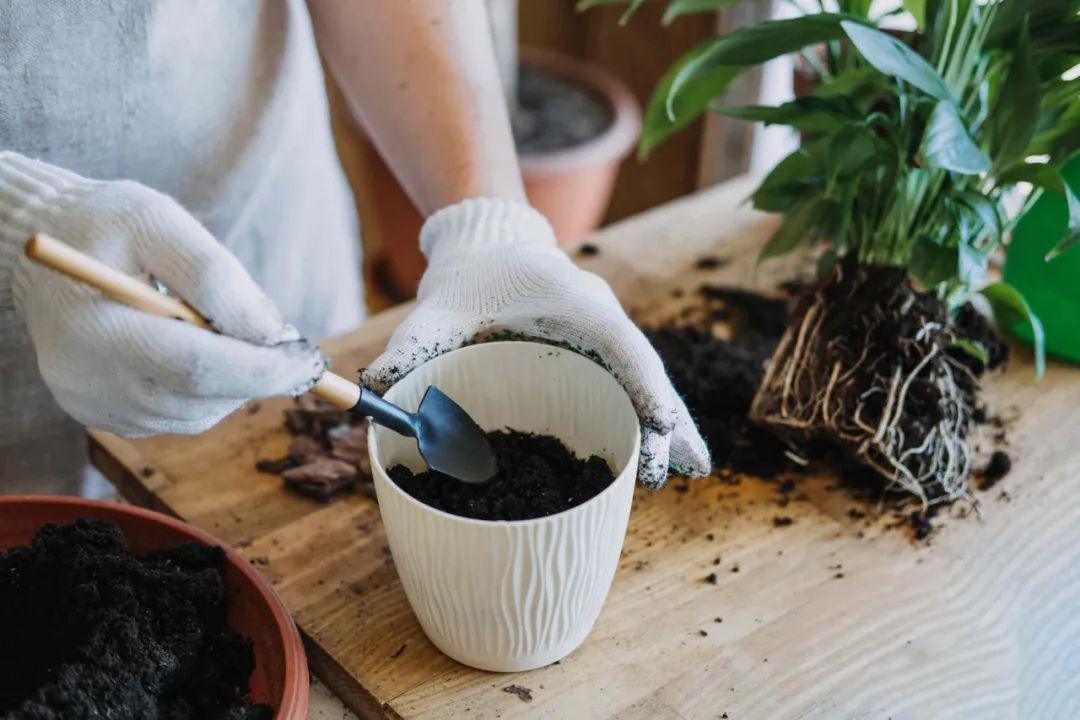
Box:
[90,176,1080,720]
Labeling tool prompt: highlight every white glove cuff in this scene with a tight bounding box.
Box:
[0,152,96,309]
[0,152,94,233]
[419,198,556,260]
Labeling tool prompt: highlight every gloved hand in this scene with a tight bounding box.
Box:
[362,198,710,488]
[0,152,327,436]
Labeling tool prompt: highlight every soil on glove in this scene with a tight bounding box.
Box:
[388,430,615,521]
[512,63,613,154]
[645,286,790,478]
[0,519,271,720]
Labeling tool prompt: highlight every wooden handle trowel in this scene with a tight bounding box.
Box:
[25,233,497,484]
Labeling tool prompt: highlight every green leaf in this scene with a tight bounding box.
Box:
[982,281,1046,378]
[825,126,882,198]
[720,95,860,133]
[990,21,1040,170]
[666,15,859,118]
[909,235,958,286]
[985,0,1035,47]
[575,0,649,24]
[840,21,951,101]
[619,0,650,23]
[662,0,744,24]
[954,190,1002,245]
[997,161,1066,193]
[958,239,990,285]
[751,142,826,211]
[759,201,818,261]
[1045,177,1080,260]
[812,66,882,98]
[639,43,746,157]
[902,0,927,28]
[917,101,991,174]
[947,338,989,366]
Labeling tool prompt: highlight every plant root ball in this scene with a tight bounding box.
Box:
[750,257,998,504]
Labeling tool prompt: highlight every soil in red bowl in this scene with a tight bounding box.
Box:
[388,430,615,521]
[0,518,272,719]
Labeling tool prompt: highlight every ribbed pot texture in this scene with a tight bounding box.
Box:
[369,342,640,671]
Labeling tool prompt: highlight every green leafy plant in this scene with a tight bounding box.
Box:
[587,0,1079,364]
[585,0,1079,503]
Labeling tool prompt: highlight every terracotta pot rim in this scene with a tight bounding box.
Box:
[517,47,641,176]
[0,495,309,720]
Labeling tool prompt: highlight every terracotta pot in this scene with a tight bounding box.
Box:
[0,496,309,720]
[369,342,641,671]
[519,48,641,245]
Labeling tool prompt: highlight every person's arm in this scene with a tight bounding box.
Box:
[309,0,524,215]
[309,1,710,488]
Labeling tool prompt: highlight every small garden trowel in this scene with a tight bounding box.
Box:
[24,233,498,484]
[349,383,497,484]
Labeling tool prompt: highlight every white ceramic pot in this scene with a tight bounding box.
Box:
[369,342,640,672]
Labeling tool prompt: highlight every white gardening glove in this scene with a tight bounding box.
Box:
[362,198,710,488]
[0,152,327,436]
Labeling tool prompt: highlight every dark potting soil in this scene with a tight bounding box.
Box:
[645,286,791,478]
[977,451,1013,491]
[512,63,613,154]
[950,303,1011,373]
[756,257,1010,504]
[0,519,271,720]
[388,430,615,521]
[644,274,1009,541]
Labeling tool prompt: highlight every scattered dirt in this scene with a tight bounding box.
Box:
[977,451,1012,491]
[388,431,614,521]
[502,685,534,703]
[256,395,374,502]
[695,255,729,270]
[512,63,613,154]
[0,519,270,720]
[645,285,790,478]
[909,506,939,541]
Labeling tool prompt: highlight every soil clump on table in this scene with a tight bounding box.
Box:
[0,519,271,720]
[256,395,374,502]
[645,285,790,479]
[388,430,615,521]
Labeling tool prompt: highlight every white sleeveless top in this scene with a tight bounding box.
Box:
[0,0,363,491]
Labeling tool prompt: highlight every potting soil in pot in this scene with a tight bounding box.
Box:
[0,518,272,720]
[512,64,613,154]
[388,430,615,521]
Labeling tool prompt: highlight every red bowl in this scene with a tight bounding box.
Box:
[0,495,309,719]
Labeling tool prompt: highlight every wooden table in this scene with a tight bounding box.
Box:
[91,176,1080,719]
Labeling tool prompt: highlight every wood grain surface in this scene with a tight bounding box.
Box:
[90,176,1080,719]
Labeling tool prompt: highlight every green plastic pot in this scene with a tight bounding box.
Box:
[1003,155,1080,365]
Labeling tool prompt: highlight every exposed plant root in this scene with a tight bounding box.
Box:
[750,260,979,506]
